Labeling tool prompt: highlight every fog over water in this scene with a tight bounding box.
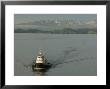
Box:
[14,14,97,30]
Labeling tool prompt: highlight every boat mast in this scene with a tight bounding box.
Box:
[39,49,43,55]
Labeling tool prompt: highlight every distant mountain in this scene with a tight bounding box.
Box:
[14,20,97,34]
[15,19,97,30]
[14,28,96,34]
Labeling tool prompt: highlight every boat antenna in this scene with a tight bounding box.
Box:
[39,49,43,55]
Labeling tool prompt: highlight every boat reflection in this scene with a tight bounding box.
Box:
[32,69,47,76]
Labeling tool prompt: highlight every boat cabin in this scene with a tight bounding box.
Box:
[36,50,46,64]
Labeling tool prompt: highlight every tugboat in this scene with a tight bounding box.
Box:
[32,50,51,71]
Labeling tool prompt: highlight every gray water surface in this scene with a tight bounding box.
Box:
[14,34,97,76]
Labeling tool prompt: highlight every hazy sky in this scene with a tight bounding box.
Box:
[14,14,96,24]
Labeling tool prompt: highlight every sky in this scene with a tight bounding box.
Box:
[14,14,97,24]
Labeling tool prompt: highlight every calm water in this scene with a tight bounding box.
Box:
[14,33,97,76]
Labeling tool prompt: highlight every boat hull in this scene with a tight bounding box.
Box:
[32,63,51,71]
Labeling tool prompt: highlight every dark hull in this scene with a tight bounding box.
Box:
[32,63,51,71]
